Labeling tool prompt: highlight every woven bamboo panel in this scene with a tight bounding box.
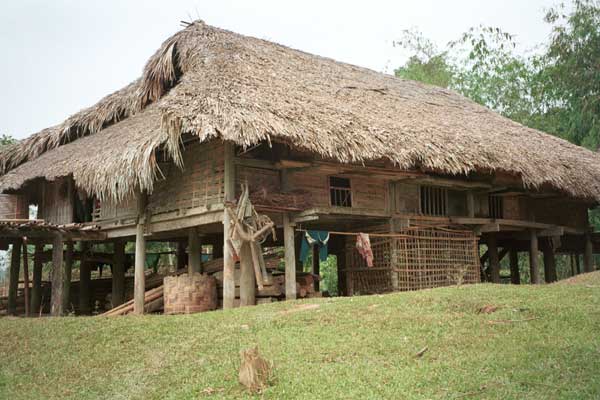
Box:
[0,194,27,219]
[163,273,218,315]
[346,227,479,294]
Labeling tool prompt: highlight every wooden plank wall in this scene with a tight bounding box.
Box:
[39,177,73,224]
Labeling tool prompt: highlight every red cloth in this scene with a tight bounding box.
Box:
[356,233,374,267]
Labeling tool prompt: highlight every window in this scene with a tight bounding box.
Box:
[488,195,504,219]
[420,186,447,216]
[329,177,352,207]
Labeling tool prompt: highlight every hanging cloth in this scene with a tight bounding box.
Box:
[300,230,330,263]
[356,233,374,267]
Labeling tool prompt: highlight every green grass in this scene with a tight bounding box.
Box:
[1,273,600,399]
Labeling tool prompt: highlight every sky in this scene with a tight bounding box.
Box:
[0,0,558,140]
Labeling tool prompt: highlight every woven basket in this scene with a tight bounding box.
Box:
[163,273,217,315]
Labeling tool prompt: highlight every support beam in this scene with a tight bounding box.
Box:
[466,191,475,218]
[31,242,44,316]
[239,242,256,306]
[584,232,594,273]
[176,241,186,271]
[283,213,297,300]
[62,241,73,314]
[509,248,520,284]
[7,239,22,316]
[312,245,320,291]
[529,230,540,284]
[112,240,126,307]
[79,242,91,315]
[22,240,30,317]
[133,193,147,315]
[488,233,500,283]
[223,142,236,309]
[50,234,64,316]
[188,227,202,274]
[543,240,557,283]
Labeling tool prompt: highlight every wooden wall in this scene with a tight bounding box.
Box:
[38,177,74,224]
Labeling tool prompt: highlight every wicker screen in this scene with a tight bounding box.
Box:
[345,226,480,295]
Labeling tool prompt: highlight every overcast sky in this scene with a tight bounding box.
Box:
[0,0,557,140]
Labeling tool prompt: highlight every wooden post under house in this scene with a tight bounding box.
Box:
[50,234,64,316]
[7,239,22,316]
[529,230,540,284]
[222,142,236,309]
[133,192,147,315]
[112,240,126,307]
[283,213,297,300]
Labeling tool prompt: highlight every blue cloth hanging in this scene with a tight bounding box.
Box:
[300,230,330,263]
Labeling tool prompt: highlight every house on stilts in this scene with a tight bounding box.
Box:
[1,20,600,316]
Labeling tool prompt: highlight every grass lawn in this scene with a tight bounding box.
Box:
[1,272,599,399]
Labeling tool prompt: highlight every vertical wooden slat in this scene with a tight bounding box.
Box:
[22,240,30,317]
[584,232,594,273]
[223,142,236,309]
[488,234,500,283]
[188,227,202,274]
[112,240,126,307]
[7,239,22,316]
[529,230,540,284]
[509,247,520,284]
[31,242,44,315]
[62,241,73,314]
[283,213,297,300]
[51,234,64,316]
[80,242,92,315]
[134,192,147,315]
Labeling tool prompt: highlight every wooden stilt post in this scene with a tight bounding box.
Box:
[283,213,297,300]
[176,241,186,271]
[62,241,73,314]
[112,240,126,307]
[575,253,581,274]
[22,240,30,317]
[239,242,256,306]
[583,232,594,273]
[488,234,500,283]
[79,242,91,315]
[466,191,475,218]
[509,247,520,284]
[7,239,22,316]
[529,230,540,284]
[570,253,577,277]
[31,242,44,316]
[188,227,202,275]
[134,192,147,315]
[50,234,64,316]
[223,142,236,309]
[312,245,320,291]
[542,240,557,283]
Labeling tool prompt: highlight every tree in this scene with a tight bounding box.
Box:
[393,1,600,151]
[0,134,15,147]
[541,0,600,149]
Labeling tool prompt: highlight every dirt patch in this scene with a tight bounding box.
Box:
[477,305,500,314]
[278,303,320,316]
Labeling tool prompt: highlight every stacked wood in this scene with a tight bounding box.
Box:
[163,273,217,315]
[99,285,164,316]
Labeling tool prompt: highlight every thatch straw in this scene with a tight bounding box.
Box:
[2,20,600,201]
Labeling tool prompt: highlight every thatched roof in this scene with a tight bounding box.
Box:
[2,20,600,201]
